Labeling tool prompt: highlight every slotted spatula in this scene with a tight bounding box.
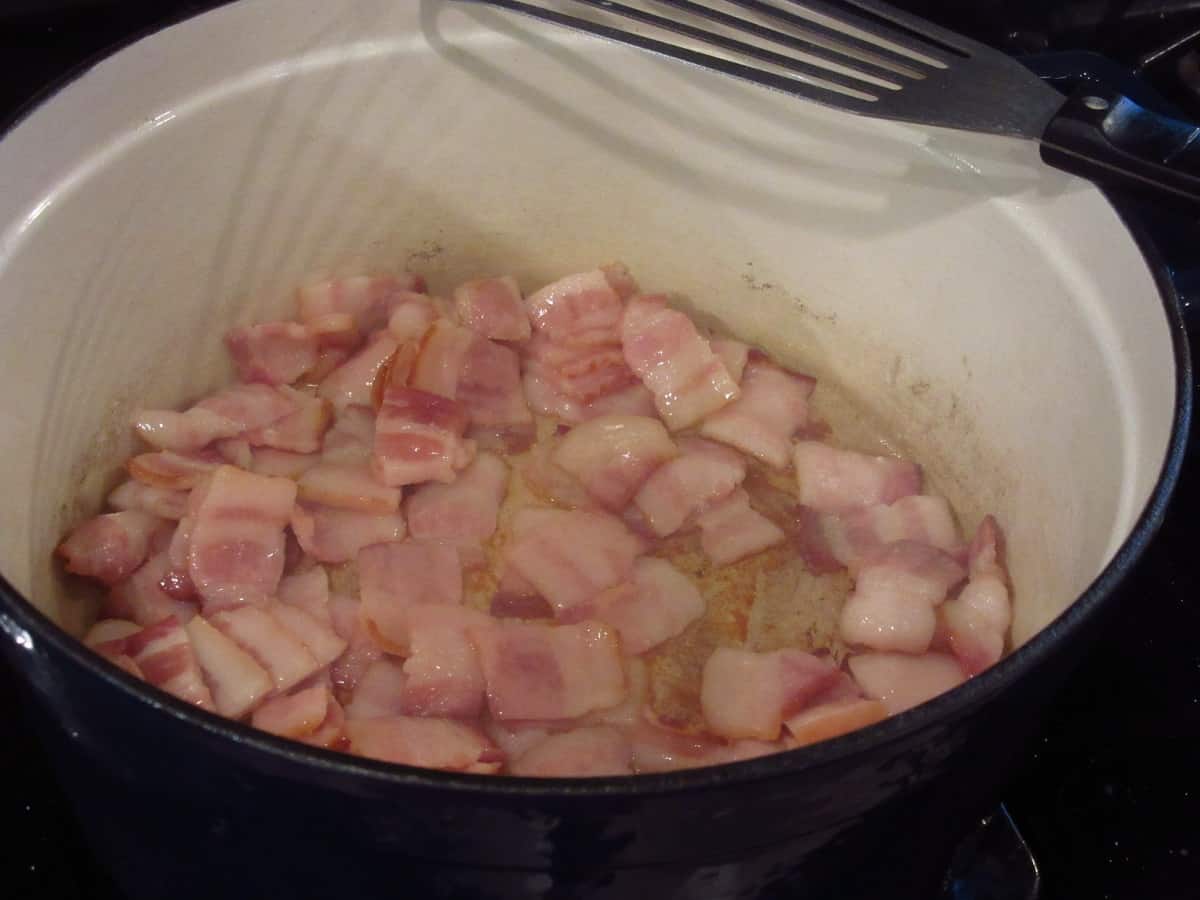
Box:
[458,0,1200,205]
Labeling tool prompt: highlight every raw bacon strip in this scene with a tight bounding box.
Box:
[244,387,332,454]
[695,488,786,567]
[345,658,409,720]
[290,504,406,564]
[358,541,463,651]
[784,698,888,748]
[107,480,188,520]
[57,510,165,586]
[526,269,626,344]
[252,683,332,738]
[510,726,633,777]
[387,295,438,343]
[210,606,321,694]
[123,616,216,711]
[132,383,297,453]
[373,386,473,487]
[793,441,921,514]
[225,321,318,385]
[296,463,402,514]
[321,405,376,465]
[699,358,815,468]
[821,495,960,569]
[469,620,625,720]
[939,516,1012,675]
[632,437,746,538]
[406,452,508,543]
[104,551,197,626]
[839,541,966,654]
[250,448,321,479]
[710,338,750,383]
[410,319,476,399]
[185,615,273,718]
[297,273,426,332]
[399,605,492,719]
[272,605,347,667]
[526,334,640,403]
[187,466,296,610]
[454,275,530,342]
[593,557,704,656]
[504,508,642,621]
[317,332,400,409]
[700,647,840,741]
[345,717,500,773]
[621,294,739,430]
[457,337,532,428]
[551,415,677,512]
[128,449,222,490]
[848,652,965,714]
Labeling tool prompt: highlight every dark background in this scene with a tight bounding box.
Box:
[0,2,1197,898]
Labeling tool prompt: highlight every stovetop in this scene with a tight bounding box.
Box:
[1,3,1197,899]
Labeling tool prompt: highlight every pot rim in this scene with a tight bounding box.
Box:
[0,0,1192,798]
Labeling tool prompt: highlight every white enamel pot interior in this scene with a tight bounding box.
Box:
[0,0,1184,781]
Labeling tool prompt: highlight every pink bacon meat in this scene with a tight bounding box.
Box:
[939,516,1012,674]
[694,488,786,567]
[358,541,463,651]
[632,437,746,538]
[593,557,705,656]
[699,357,815,469]
[469,620,625,721]
[551,415,677,512]
[700,647,841,741]
[133,383,296,453]
[454,275,530,342]
[225,321,319,386]
[848,651,966,714]
[794,441,921,514]
[510,726,634,777]
[185,465,296,611]
[57,510,166,586]
[406,451,508,550]
[372,386,473,487]
[820,494,961,570]
[399,605,492,719]
[122,616,215,711]
[290,504,406,564]
[621,294,739,430]
[345,717,500,773]
[297,273,426,333]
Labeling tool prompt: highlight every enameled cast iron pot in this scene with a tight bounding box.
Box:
[0,2,1190,897]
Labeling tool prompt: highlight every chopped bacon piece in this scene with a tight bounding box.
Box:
[386,295,438,343]
[345,657,409,719]
[215,437,253,468]
[518,439,596,510]
[250,448,321,479]
[510,726,633,777]
[699,359,815,468]
[297,273,426,332]
[123,616,215,710]
[526,269,626,344]
[317,332,399,409]
[301,695,348,749]
[252,683,332,738]
[210,605,321,693]
[593,557,704,656]
[407,452,508,543]
[225,321,319,385]
[621,294,739,430]
[784,698,888,747]
[467,423,537,456]
[710,339,750,383]
[277,566,330,622]
[321,404,376,465]
[821,495,960,569]
[296,463,401,514]
[411,319,477,399]
[104,551,197,626]
[628,719,724,773]
[399,605,491,718]
[185,615,273,718]
[939,516,1012,675]
[695,488,786,566]
[107,480,188,520]
[793,441,921,514]
[632,437,746,537]
[84,619,142,647]
[128,449,222,490]
[551,415,677,512]
[469,620,625,720]
[454,275,530,342]
[133,384,297,452]
[526,334,640,404]
[345,716,499,772]
[483,721,554,762]
[839,541,966,653]
[456,337,532,428]
[186,466,296,610]
[490,568,554,619]
[244,387,331,454]
[290,504,406,564]
[272,604,347,667]
[700,647,840,741]
[328,594,383,696]
[305,312,360,351]
[358,541,463,651]
[57,510,165,586]
[372,386,473,487]
[848,652,966,714]
[503,508,642,621]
